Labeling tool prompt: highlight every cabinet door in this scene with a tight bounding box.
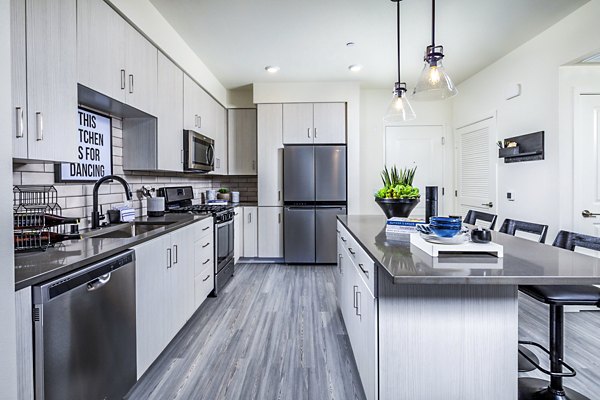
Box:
[257,104,284,206]
[228,109,257,175]
[26,0,78,162]
[125,23,157,115]
[243,207,258,257]
[77,0,126,102]
[313,103,346,144]
[197,88,216,136]
[234,208,243,263]
[134,234,171,378]
[15,287,34,400]
[183,74,201,131]
[283,103,314,144]
[171,225,195,332]
[11,0,27,159]
[157,52,184,172]
[212,103,228,174]
[258,207,283,258]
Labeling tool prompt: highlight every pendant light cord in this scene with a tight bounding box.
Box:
[396,0,401,83]
[431,0,436,47]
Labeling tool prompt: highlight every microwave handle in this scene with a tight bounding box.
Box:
[207,144,215,166]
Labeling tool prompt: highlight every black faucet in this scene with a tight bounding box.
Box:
[91,175,133,229]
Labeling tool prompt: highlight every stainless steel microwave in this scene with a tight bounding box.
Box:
[183,130,214,172]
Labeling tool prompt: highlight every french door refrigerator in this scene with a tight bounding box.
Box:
[284,145,347,263]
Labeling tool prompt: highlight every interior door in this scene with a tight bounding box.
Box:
[455,117,497,217]
[574,95,600,236]
[385,126,444,218]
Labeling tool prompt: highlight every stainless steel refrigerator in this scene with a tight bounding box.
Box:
[283,145,347,263]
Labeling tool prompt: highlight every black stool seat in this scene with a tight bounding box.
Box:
[519,285,600,306]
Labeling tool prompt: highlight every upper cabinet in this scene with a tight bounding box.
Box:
[213,103,228,175]
[11,0,78,163]
[282,102,346,144]
[156,52,184,172]
[257,104,284,206]
[228,109,257,175]
[124,24,158,115]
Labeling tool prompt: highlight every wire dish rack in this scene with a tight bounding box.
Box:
[13,185,65,252]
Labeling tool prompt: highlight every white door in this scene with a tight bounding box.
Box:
[283,103,313,144]
[455,117,497,217]
[574,94,600,236]
[124,24,157,115]
[257,104,284,206]
[258,206,283,258]
[228,109,257,175]
[313,103,346,144]
[157,53,184,172]
[385,125,445,218]
[243,207,258,257]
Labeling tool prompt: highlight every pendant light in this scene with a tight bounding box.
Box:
[412,0,458,101]
[384,0,416,124]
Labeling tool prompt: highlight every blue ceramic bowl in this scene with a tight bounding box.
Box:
[429,217,462,237]
[429,225,462,238]
[430,216,462,226]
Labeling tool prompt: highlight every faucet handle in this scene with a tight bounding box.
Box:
[98,204,106,221]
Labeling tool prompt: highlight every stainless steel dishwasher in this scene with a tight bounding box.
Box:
[33,249,136,400]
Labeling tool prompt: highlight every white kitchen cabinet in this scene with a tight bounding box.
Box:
[77,0,126,103]
[282,102,346,145]
[234,208,243,263]
[170,224,195,335]
[193,218,214,308]
[257,104,284,206]
[228,109,257,175]
[10,0,27,159]
[124,23,158,115]
[258,207,283,258]
[157,52,184,172]
[15,287,34,400]
[183,74,216,135]
[243,206,258,257]
[213,103,228,174]
[18,0,78,162]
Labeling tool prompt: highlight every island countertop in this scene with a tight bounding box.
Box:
[337,215,600,285]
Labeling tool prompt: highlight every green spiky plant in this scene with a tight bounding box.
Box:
[375,165,419,199]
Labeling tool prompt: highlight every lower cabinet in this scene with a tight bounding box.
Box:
[338,224,378,400]
[258,206,283,258]
[243,206,258,257]
[193,219,214,309]
[233,207,243,263]
[15,287,34,400]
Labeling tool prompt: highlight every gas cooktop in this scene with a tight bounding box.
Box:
[167,204,232,214]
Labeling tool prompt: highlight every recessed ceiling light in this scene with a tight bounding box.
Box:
[348,64,362,72]
[265,66,280,73]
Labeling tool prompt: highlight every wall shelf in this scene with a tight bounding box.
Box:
[499,131,544,164]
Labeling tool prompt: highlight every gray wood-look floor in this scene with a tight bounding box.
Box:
[126,263,366,400]
[519,293,600,398]
[127,263,600,400]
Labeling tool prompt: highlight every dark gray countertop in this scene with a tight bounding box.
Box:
[338,215,600,285]
[14,214,210,291]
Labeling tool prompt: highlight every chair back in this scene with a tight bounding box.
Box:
[499,219,548,243]
[552,230,600,253]
[464,210,498,230]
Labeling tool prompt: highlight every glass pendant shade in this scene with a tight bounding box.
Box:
[412,48,458,101]
[384,82,416,123]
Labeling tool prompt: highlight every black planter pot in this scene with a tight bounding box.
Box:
[375,197,420,219]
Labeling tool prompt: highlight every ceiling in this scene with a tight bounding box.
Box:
[150,0,588,90]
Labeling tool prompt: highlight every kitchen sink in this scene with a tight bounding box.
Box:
[82,221,177,239]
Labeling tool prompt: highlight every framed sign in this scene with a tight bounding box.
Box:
[55,108,113,183]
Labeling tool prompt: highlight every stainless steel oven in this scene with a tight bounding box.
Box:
[214,211,234,295]
[183,130,214,172]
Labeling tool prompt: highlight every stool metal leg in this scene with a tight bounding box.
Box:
[519,345,538,372]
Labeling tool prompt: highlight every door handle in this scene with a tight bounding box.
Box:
[203,258,211,265]
[314,128,318,138]
[173,244,178,264]
[278,190,281,202]
[167,248,172,268]
[252,160,256,171]
[355,291,361,317]
[358,263,369,279]
[353,285,358,309]
[35,112,43,141]
[87,273,111,292]
[307,128,311,138]
[202,274,211,282]
[348,248,356,256]
[120,69,126,90]
[129,74,134,94]
[278,213,281,224]
[202,226,210,231]
[481,202,493,208]
[202,242,211,248]
[582,210,600,218]
[16,107,24,138]
[341,236,347,242]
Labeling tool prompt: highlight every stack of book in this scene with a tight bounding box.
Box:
[385,217,425,235]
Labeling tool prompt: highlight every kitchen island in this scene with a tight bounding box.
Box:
[336,215,600,400]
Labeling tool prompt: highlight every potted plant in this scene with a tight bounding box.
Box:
[374,165,420,218]
[216,188,231,201]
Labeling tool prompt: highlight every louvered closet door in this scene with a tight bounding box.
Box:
[456,117,497,217]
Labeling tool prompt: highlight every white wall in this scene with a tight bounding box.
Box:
[254,82,361,214]
[452,0,600,240]
[107,0,228,105]
[359,89,454,215]
[0,0,18,397]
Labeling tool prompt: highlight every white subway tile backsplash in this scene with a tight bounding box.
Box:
[14,163,46,172]
[21,171,55,185]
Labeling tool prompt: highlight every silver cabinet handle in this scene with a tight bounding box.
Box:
[355,290,361,317]
[252,160,256,171]
[167,248,172,268]
[338,254,343,274]
[278,213,281,224]
[181,149,184,164]
[216,158,220,169]
[307,128,311,138]
[341,236,347,243]
[198,115,202,129]
[314,128,318,138]
[202,242,211,248]
[481,202,493,208]
[129,74,134,94]
[173,244,178,264]
[16,107,24,138]
[582,210,600,218]
[353,285,358,308]
[202,226,210,231]
[202,274,210,282]
[202,258,211,265]
[348,248,356,256]
[248,212,252,223]
[87,273,111,292]
[35,112,43,141]
[120,69,126,89]
[336,229,340,233]
[278,190,281,202]
[358,263,369,279]
[194,114,198,127]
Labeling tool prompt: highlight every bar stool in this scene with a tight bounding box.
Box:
[518,230,600,400]
[464,210,498,230]
[498,218,549,372]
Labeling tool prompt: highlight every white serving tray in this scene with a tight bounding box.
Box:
[410,233,503,258]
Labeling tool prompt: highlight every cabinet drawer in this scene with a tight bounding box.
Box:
[194,218,213,240]
[195,244,213,276]
[339,226,375,297]
[194,265,214,307]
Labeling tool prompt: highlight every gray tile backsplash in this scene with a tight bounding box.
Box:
[13,118,257,229]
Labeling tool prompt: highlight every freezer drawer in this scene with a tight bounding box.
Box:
[316,206,347,263]
[283,146,315,202]
[284,207,316,263]
[315,145,346,202]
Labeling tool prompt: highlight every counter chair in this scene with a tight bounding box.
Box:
[463,210,497,230]
[518,230,600,400]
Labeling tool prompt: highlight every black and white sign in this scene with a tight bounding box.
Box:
[55,108,113,183]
